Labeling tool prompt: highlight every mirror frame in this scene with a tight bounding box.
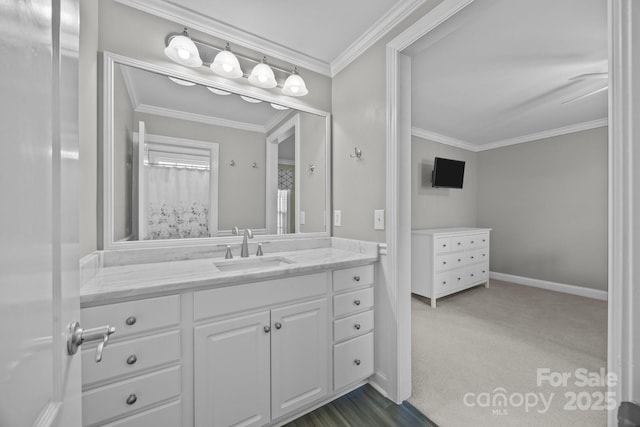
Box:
[100,51,332,250]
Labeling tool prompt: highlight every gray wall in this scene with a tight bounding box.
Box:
[134,112,267,231]
[477,127,608,291]
[299,113,327,233]
[412,136,478,229]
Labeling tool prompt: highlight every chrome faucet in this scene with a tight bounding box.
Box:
[241,229,253,257]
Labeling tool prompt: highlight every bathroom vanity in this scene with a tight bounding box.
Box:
[79,242,378,427]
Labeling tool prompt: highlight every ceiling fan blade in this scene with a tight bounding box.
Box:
[562,85,608,104]
[569,72,609,81]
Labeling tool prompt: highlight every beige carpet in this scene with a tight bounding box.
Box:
[409,280,608,427]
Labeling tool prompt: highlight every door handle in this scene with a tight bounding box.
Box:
[67,322,116,362]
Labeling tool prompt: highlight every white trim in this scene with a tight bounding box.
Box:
[489,272,608,301]
[113,0,331,76]
[411,126,478,151]
[118,65,140,111]
[264,110,294,135]
[331,0,429,77]
[135,103,266,133]
[479,118,609,151]
[411,118,609,153]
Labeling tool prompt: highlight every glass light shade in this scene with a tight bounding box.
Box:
[248,60,277,89]
[270,103,290,110]
[168,76,196,86]
[211,48,243,78]
[207,87,231,96]
[282,70,308,96]
[240,95,262,104]
[164,34,202,67]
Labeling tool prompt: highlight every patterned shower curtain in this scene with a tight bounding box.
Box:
[144,165,210,239]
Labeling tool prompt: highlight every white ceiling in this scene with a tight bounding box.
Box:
[406,0,608,148]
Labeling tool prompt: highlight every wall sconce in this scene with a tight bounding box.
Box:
[350,148,363,159]
[164,28,309,97]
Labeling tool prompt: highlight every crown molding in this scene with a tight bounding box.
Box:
[478,118,609,151]
[331,0,428,77]
[411,126,479,151]
[114,0,332,76]
[135,104,266,133]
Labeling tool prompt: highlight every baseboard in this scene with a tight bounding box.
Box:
[490,272,608,301]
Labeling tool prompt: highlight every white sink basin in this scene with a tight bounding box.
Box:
[213,256,295,272]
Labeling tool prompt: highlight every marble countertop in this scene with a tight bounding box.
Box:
[81,247,378,306]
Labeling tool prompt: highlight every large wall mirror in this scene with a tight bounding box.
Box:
[101,52,330,249]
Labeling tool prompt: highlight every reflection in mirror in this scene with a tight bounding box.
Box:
[107,58,328,245]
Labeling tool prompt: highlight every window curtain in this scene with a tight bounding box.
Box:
[144,165,210,239]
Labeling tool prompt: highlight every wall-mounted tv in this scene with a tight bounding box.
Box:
[432,157,465,189]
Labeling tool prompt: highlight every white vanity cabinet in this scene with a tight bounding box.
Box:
[411,227,491,307]
[193,273,329,427]
[412,227,491,307]
[80,295,182,427]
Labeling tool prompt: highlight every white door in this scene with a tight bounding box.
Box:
[194,311,271,427]
[0,0,81,426]
[271,298,328,420]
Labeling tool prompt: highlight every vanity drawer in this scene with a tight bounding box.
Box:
[333,287,374,317]
[434,237,452,254]
[82,295,180,340]
[334,310,373,342]
[82,366,181,426]
[333,264,374,292]
[194,272,327,321]
[102,400,181,427]
[334,332,374,390]
[82,330,180,387]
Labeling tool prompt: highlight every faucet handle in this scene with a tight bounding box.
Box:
[245,228,254,239]
[225,245,233,259]
[256,243,263,256]
[231,226,239,236]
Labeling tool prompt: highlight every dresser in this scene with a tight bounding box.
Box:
[411,227,491,307]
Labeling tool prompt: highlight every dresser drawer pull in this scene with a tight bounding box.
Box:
[264,325,271,333]
[274,322,282,330]
[126,394,137,405]
[442,244,447,248]
[457,277,462,281]
[442,281,446,285]
[470,256,475,259]
[470,273,475,277]
[471,240,475,244]
[457,242,461,246]
[458,258,461,262]
[353,300,361,306]
[354,323,361,330]
[126,355,137,365]
[354,359,361,366]
[443,261,447,265]
[125,316,137,326]
[353,275,361,282]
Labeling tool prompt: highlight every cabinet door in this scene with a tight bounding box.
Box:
[194,311,271,427]
[271,299,328,420]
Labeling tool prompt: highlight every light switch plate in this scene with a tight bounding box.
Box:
[374,209,385,230]
[334,210,342,227]
[300,211,306,225]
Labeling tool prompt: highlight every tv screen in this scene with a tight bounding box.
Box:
[432,157,465,189]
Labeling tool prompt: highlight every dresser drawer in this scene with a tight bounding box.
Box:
[434,270,464,292]
[467,263,489,284]
[434,237,452,254]
[82,330,181,387]
[82,366,181,426]
[333,287,374,317]
[468,248,489,264]
[333,264,374,292]
[102,400,181,427]
[467,233,489,249]
[435,253,464,271]
[452,235,466,250]
[334,332,374,390]
[334,310,373,342]
[82,295,180,340]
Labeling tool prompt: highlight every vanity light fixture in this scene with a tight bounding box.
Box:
[207,87,231,96]
[270,103,289,111]
[248,57,277,89]
[168,76,197,86]
[164,28,202,67]
[282,68,309,97]
[240,95,262,104]
[210,43,243,79]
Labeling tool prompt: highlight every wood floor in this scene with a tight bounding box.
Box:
[284,385,437,427]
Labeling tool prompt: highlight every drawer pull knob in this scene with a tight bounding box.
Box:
[470,273,474,277]
[483,270,486,274]
[442,244,446,248]
[275,322,282,330]
[125,316,137,326]
[354,323,361,330]
[457,277,461,281]
[354,359,361,366]
[470,256,474,259]
[264,325,271,333]
[471,241,474,244]
[443,261,447,265]
[457,242,461,246]
[126,394,137,405]
[458,259,461,262]
[353,300,361,306]
[353,275,361,282]
[442,281,446,285]
[126,355,137,365]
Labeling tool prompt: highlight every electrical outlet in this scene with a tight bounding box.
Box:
[374,209,385,230]
[300,211,306,225]
[334,210,342,227]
